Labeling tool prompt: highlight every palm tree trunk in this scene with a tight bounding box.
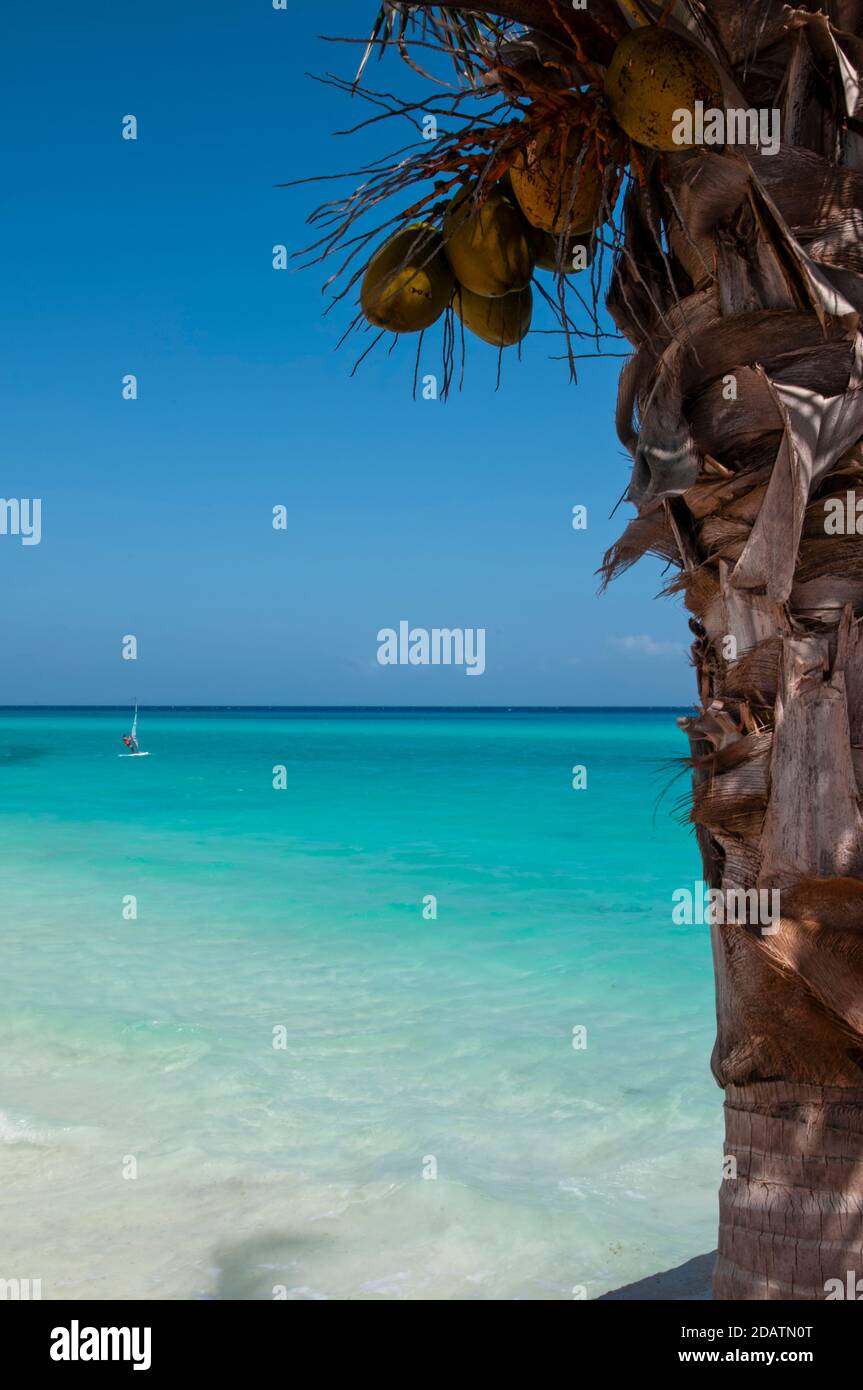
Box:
[602,4,863,1299]
[716,1083,863,1298]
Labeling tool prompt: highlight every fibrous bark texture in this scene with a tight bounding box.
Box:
[718,1083,863,1298]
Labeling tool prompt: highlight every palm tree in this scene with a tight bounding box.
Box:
[316,0,863,1299]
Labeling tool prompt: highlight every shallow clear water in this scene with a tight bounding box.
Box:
[0,708,720,1300]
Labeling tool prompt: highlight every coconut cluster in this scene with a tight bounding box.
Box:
[359,24,721,347]
[361,169,594,348]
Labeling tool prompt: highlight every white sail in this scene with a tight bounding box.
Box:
[119,700,149,756]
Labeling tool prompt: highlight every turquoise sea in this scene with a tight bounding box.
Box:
[0,708,720,1300]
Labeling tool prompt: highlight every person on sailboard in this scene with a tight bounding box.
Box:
[122,733,139,754]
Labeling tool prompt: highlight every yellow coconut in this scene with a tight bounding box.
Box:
[361,224,454,333]
[604,25,723,152]
[532,229,593,274]
[443,182,534,297]
[510,128,604,235]
[455,284,532,347]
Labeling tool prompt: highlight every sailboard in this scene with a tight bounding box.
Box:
[119,700,150,756]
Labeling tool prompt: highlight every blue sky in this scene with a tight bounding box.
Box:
[2,0,691,705]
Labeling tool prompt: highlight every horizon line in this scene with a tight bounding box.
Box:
[0,703,694,712]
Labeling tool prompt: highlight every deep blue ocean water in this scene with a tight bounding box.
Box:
[0,708,720,1299]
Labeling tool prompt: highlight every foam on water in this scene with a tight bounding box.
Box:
[0,709,720,1299]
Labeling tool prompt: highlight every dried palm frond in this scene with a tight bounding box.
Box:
[358,4,504,86]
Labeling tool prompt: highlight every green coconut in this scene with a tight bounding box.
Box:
[532,229,593,274]
[443,182,534,297]
[360,225,454,333]
[510,128,604,235]
[604,25,723,152]
[454,284,532,347]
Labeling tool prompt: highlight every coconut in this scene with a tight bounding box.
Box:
[509,128,603,235]
[443,182,534,297]
[455,284,532,347]
[361,225,454,333]
[532,229,593,274]
[604,25,723,152]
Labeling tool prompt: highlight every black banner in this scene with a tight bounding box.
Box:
[5,1297,859,1375]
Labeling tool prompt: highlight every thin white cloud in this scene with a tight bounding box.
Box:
[609,634,684,658]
